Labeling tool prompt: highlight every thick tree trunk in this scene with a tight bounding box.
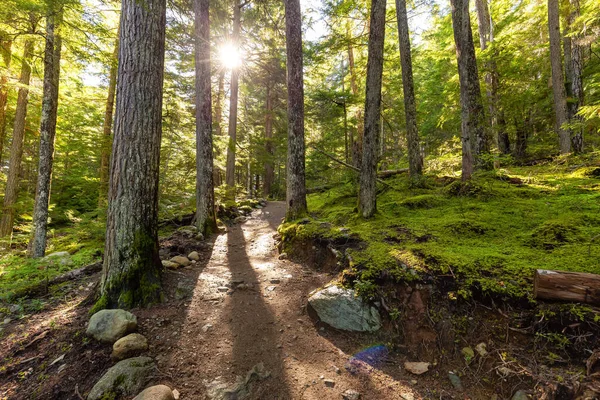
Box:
[566,0,584,153]
[225,0,241,191]
[475,0,508,155]
[535,269,600,305]
[263,82,274,197]
[395,0,422,180]
[0,39,34,239]
[0,35,12,167]
[98,28,120,209]
[30,10,64,258]
[99,0,166,309]
[450,0,486,180]
[347,21,363,169]
[284,0,307,220]
[214,69,225,138]
[358,0,385,218]
[548,0,571,153]
[194,0,217,235]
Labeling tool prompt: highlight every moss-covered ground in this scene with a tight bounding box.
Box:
[281,154,600,303]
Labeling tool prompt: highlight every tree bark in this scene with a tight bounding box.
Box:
[0,34,12,167]
[395,0,422,180]
[214,69,225,138]
[30,9,64,258]
[194,0,217,235]
[450,0,486,180]
[284,0,307,220]
[263,82,274,197]
[98,27,120,209]
[0,39,34,239]
[548,0,570,153]
[99,0,166,309]
[535,269,600,305]
[358,0,385,218]
[565,0,584,153]
[347,21,363,169]
[225,0,241,191]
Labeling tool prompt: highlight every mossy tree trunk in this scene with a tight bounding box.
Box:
[30,7,64,258]
[395,0,422,180]
[450,0,487,180]
[99,0,166,309]
[264,82,274,197]
[565,0,584,153]
[225,0,241,192]
[358,0,385,218]
[284,0,307,220]
[194,0,217,236]
[347,20,363,170]
[0,38,34,239]
[0,33,12,167]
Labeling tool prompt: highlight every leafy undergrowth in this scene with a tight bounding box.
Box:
[281,153,600,303]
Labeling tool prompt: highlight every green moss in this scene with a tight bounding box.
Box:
[89,294,109,316]
[526,220,580,250]
[401,194,441,209]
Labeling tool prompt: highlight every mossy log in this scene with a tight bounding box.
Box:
[534,269,600,305]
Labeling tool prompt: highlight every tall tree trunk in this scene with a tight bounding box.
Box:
[0,35,12,167]
[395,0,422,179]
[0,39,34,239]
[194,0,217,235]
[30,9,64,258]
[263,82,274,197]
[214,69,225,138]
[284,0,307,220]
[358,0,385,218]
[475,0,508,155]
[347,21,363,169]
[99,0,166,309]
[450,0,486,180]
[98,27,120,209]
[565,0,584,152]
[225,0,241,191]
[548,0,570,153]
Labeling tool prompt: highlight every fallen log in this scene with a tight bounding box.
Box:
[377,169,409,178]
[534,269,600,305]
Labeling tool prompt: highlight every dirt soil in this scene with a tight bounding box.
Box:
[1,202,506,399]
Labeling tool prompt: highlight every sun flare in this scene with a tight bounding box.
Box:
[218,43,242,69]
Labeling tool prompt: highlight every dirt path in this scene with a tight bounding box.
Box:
[143,201,417,399]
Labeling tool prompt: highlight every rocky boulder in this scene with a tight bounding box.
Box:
[170,255,190,267]
[86,309,137,343]
[43,251,73,266]
[308,285,381,332]
[87,357,155,400]
[133,385,175,400]
[112,333,149,361]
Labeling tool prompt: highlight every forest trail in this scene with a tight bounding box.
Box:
[145,201,417,399]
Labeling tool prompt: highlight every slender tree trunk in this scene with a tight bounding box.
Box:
[29,9,64,258]
[98,27,120,209]
[475,0,508,155]
[194,0,217,235]
[0,39,34,239]
[284,0,307,220]
[0,35,12,167]
[263,82,274,197]
[566,0,584,152]
[395,0,422,179]
[358,0,385,218]
[548,0,570,153]
[347,21,363,169]
[450,0,486,180]
[99,0,166,309]
[225,0,241,191]
[214,69,225,138]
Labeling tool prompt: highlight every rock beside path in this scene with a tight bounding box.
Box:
[87,357,155,400]
[133,385,175,400]
[308,285,381,332]
[87,309,137,343]
[112,333,149,360]
[170,255,191,267]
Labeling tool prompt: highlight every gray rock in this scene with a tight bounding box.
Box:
[448,372,463,391]
[133,385,175,400]
[475,342,488,357]
[162,260,179,269]
[188,251,200,261]
[278,253,288,260]
[511,390,529,400]
[112,333,148,361]
[342,389,361,400]
[87,309,137,343]
[205,363,270,400]
[308,285,381,332]
[87,357,154,400]
[43,251,73,266]
[324,379,335,388]
[170,256,190,267]
[404,361,430,375]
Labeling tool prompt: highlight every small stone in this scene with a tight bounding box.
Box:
[410,380,417,385]
[133,384,175,400]
[195,233,205,241]
[202,324,213,333]
[87,309,137,343]
[217,286,229,292]
[112,333,149,361]
[162,260,179,269]
[511,390,529,400]
[170,256,191,267]
[448,372,463,391]
[172,389,180,400]
[278,253,288,260]
[342,389,361,400]
[188,251,200,261]
[267,286,276,291]
[401,393,415,400]
[462,347,475,362]
[270,279,281,284]
[475,342,488,357]
[404,362,430,375]
[324,379,335,388]
[333,366,341,374]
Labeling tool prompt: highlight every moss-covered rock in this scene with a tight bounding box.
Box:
[87,357,155,400]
